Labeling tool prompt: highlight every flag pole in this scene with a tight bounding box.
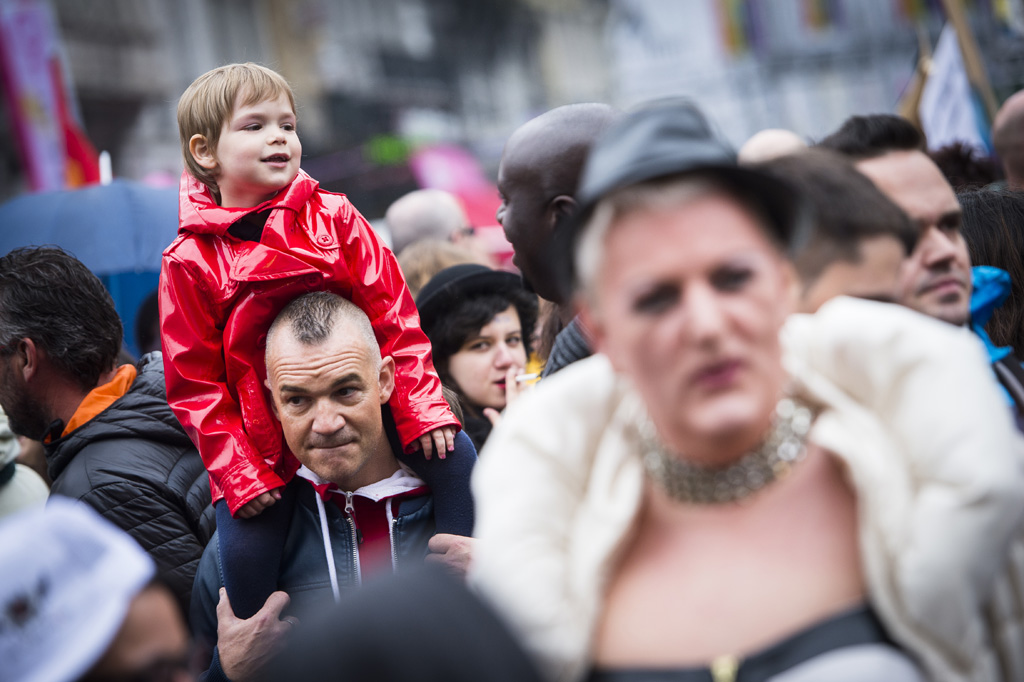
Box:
[939,0,999,122]
[896,23,933,128]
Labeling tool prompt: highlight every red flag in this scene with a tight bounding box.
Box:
[50,57,99,187]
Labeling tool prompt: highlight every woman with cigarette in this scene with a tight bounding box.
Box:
[416,264,539,450]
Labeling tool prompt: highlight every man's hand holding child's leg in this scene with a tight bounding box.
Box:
[217,587,297,680]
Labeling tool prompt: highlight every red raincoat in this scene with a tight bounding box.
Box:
[160,170,457,514]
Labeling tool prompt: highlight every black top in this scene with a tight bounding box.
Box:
[462,414,493,452]
[586,605,906,682]
[227,209,270,242]
[542,315,593,378]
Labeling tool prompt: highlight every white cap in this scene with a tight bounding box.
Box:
[0,498,155,682]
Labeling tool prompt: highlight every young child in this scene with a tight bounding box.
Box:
[161,63,473,619]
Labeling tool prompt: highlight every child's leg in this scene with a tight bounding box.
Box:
[399,430,476,537]
[215,485,295,619]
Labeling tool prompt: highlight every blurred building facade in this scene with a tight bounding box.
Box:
[605,0,1024,147]
[2,0,1024,210]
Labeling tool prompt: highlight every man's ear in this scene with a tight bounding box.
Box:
[189,134,218,171]
[378,356,396,404]
[267,385,280,419]
[545,195,577,233]
[16,338,40,383]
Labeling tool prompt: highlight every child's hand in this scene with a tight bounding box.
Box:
[236,488,282,519]
[417,426,456,461]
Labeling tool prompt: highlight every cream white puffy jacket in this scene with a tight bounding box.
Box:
[471,297,1024,682]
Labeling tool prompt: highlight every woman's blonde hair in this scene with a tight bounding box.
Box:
[397,239,484,297]
[575,174,779,309]
[177,62,296,191]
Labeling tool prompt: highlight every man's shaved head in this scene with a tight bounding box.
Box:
[993,90,1024,189]
[496,103,618,303]
[738,128,807,164]
[502,104,617,197]
[266,291,381,371]
[385,189,470,255]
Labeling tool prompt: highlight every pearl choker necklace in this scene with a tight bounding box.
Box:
[640,397,814,504]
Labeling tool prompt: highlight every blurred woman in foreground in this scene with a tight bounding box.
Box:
[471,101,1024,682]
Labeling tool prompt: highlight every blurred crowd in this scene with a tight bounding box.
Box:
[5,60,1024,682]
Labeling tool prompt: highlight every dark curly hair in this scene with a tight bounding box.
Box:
[423,289,538,412]
[959,187,1024,356]
[930,142,1001,191]
[0,246,123,391]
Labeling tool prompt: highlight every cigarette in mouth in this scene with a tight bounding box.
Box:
[515,373,539,383]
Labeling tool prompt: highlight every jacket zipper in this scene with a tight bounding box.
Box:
[389,504,398,572]
[343,491,361,586]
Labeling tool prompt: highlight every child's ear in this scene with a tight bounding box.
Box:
[189,134,218,171]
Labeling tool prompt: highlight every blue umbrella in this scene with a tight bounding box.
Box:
[0,179,179,274]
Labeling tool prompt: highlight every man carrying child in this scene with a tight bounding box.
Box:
[162,62,474,621]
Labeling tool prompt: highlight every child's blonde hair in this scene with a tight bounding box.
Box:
[177,62,296,191]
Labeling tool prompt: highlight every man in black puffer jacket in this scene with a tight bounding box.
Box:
[0,247,214,616]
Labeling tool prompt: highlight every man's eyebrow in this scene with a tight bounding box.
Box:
[278,373,363,395]
[938,210,962,226]
[916,209,961,230]
[330,373,364,388]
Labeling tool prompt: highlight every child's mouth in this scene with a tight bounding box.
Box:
[263,154,289,163]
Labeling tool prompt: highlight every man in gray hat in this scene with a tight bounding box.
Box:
[496,103,618,377]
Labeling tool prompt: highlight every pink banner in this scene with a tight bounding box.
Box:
[409,144,514,271]
[0,0,66,192]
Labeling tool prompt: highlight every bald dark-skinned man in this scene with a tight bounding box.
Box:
[496,103,618,377]
[993,90,1024,190]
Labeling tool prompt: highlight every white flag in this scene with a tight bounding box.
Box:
[919,23,988,152]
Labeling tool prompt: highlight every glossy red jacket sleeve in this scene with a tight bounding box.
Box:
[159,254,283,512]
[339,209,460,451]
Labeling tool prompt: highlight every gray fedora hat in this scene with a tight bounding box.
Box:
[555,99,804,298]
